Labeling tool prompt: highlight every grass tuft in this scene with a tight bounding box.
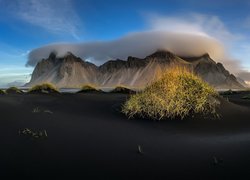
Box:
[242,94,250,99]
[6,87,23,94]
[122,66,219,120]
[111,85,135,94]
[77,84,102,93]
[28,83,59,94]
[220,89,238,95]
[0,89,6,95]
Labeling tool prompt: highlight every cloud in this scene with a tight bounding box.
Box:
[237,71,250,81]
[148,13,242,42]
[8,0,81,39]
[27,13,245,77]
[27,30,225,66]
[0,66,32,87]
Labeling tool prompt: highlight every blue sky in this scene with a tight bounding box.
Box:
[1,0,250,86]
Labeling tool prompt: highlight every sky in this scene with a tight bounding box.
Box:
[1,0,250,87]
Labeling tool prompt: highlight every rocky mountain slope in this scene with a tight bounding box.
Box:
[26,50,244,89]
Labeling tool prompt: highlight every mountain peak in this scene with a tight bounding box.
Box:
[180,53,212,63]
[201,53,210,58]
[64,51,76,58]
[146,50,176,59]
[48,51,57,59]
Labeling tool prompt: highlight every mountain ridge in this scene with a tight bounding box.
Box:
[26,50,244,89]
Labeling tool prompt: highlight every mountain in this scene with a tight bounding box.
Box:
[27,52,99,87]
[26,50,244,89]
[181,53,244,89]
[236,77,249,87]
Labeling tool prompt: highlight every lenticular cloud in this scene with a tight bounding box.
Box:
[27,30,225,66]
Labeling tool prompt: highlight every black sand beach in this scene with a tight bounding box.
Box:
[1,92,250,179]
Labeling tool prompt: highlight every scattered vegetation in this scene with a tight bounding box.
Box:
[32,107,41,113]
[28,83,59,94]
[137,145,143,154]
[19,128,48,139]
[110,85,135,94]
[122,66,219,120]
[242,94,250,99]
[32,107,53,114]
[0,89,6,95]
[220,89,238,95]
[77,84,102,93]
[212,156,223,166]
[5,87,23,94]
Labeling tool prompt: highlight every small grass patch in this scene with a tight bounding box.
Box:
[77,84,102,93]
[110,85,135,94]
[242,94,250,99]
[220,89,238,95]
[19,128,48,139]
[6,87,23,94]
[122,66,220,120]
[32,107,53,114]
[28,83,59,94]
[0,89,6,95]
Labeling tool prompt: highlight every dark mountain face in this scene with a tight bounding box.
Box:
[146,50,176,61]
[99,59,126,73]
[180,53,211,62]
[26,50,244,89]
[184,54,243,88]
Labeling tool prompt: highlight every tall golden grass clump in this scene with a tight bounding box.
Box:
[122,66,219,120]
[28,83,59,93]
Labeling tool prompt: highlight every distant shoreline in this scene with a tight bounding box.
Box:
[0,86,248,93]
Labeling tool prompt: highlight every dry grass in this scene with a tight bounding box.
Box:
[220,89,238,95]
[111,85,135,94]
[78,84,102,93]
[122,66,219,120]
[19,128,48,139]
[28,83,59,94]
[6,87,23,94]
[0,89,6,95]
[242,94,250,99]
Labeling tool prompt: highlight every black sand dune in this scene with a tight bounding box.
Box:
[1,93,250,179]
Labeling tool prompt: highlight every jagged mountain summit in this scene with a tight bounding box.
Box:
[28,52,99,87]
[26,50,244,89]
